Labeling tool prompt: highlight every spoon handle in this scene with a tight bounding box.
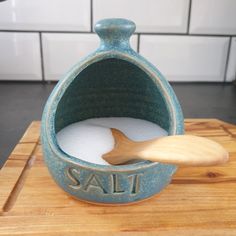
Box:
[136,135,228,166]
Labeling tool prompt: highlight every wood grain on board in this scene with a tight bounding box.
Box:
[0,119,235,235]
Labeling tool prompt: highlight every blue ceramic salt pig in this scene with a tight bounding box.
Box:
[41,18,184,204]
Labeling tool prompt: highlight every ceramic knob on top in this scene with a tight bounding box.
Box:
[41,18,184,204]
[95,18,136,49]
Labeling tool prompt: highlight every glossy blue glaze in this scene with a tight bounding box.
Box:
[41,18,184,204]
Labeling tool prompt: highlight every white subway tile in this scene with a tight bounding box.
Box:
[42,33,138,81]
[226,38,236,82]
[0,0,90,31]
[0,33,41,81]
[42,34,98,81]
[140,35,229,82]
[190,0,236,35]
[93,0,189,33]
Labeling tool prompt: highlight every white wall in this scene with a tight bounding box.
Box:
[0,0,235,82]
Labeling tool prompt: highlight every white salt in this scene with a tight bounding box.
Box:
[56,117,168,165]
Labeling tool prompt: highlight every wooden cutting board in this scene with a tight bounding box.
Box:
[0,119,236,235]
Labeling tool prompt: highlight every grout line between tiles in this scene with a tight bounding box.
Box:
[0,80,233,84]
[187,0,192,34]
[90,0,93,32]
[39,33,45,81]
[137,34,140,53]
[223,37,232,82]
[0,30,235,38]
[137,33,233,37]
[0,30,92,34]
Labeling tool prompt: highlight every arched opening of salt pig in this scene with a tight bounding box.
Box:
[55,58,171,144]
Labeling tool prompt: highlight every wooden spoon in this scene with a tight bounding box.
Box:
[102,128,229,166]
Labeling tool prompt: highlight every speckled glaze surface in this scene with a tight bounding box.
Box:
[41,18,184,204]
